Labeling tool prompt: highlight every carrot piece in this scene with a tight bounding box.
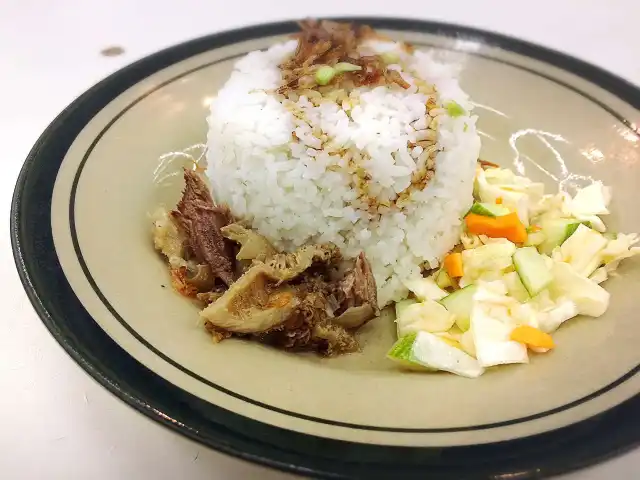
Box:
[444,252,464,278]
[465,212,527,243]
[509,217,528,243]
[510,325,555,350]
[495,197,503,204]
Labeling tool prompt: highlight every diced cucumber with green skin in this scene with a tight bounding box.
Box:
[440,285,478,332]
[387,332,417,365]
[513,247,553,296]
[435,269,452,289]
[387,331,484,377]
[386,333,434,371]
[538,219,583,255]
[467,202,511,218]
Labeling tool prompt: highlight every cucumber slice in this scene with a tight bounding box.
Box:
[435,269,452,289]
[387,331,484,378]
[440,285,478,332]
[513,247,553,296]
[538,219,582,254]
[386,333,433,371]
[468,202,510,218]
[503,271,530,302]
[387,333,420,365]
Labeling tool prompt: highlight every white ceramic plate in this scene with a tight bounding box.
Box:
[11,18,640,478]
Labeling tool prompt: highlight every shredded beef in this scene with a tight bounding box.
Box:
[332,252,379,329]
[198,243,373,355]
[154,169,380,356]
[171,170,236,286]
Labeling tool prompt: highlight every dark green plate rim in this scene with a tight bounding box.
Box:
[10,17,640,479]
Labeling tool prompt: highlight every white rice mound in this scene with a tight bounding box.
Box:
[206,39,481,306]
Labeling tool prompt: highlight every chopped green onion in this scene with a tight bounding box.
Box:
[445,100,466,118]
[334,62,362,73]
[381,52,400,64]
[315,65,336,86]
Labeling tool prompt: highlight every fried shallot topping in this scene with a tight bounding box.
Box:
[278,19,410,93]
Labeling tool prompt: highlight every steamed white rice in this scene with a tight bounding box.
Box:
[206,38,481,306]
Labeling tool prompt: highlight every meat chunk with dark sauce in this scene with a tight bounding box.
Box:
[171,170,237,286]
[333,252,379,329]
[199,244,377,355]
[264,243,342,281]
[221,223,277,263]
[200,244,339,332]
[154,170,380,356]
[200,263,303,334]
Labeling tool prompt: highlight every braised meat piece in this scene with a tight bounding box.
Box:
[154,169,380,356]
[199,244,340,332]
[152,208,216,296]
[333,252,379,328]
[221,223,276,263]
[200,263,302,334]
[264,243,342,281]
[171,170,236,286]
[310,320,359,355]
[200,243,366,355]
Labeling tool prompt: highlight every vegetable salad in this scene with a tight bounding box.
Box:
[387,165,639,378]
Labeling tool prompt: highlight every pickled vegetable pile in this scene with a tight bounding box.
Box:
[387,165,639,378]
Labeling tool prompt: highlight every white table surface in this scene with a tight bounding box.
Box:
[2,1,639,478]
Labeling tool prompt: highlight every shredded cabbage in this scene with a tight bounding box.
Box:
[549,261,610,317]
[558,224,607,277]
[470,282,529,367]
[475,167,544,225]
[601,233,640,273]
[403,277,447,301]
[396,300,456,336]
[389,166,638,378]
[460,240,516,287]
